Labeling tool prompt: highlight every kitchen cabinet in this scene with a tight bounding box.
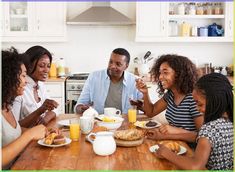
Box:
[1,2,66,42]
[45,80,65,115]
[135,2,233,42]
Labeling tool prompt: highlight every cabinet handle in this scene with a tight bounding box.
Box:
[162,20,164,30]
[37,19,40,30]
[229,20,232,30]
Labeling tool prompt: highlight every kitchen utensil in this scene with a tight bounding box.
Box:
[133,57,140,64]
[146,57,153,62]
[143,51,151,63]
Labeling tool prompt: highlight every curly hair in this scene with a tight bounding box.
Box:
[150,54,198,95]
[2,47,25,111]
[24,45,52,75]
[195,73,233,123]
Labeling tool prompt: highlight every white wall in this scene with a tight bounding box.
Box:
[2,2,233,74]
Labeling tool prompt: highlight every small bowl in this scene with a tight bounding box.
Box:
[96,116,124,131]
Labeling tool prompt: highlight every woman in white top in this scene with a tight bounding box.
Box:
[2,48,46,169]
[13,46,58,127]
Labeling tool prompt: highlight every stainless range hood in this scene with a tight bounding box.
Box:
[67,2,135,26]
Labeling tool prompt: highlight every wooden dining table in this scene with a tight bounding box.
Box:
[11,114,194,170]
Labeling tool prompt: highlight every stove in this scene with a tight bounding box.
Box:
[65,73,89,113]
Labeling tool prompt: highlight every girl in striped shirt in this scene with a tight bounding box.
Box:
[136,54,203,142]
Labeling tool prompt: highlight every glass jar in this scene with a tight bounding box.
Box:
[169,20,178,36]
[214,3,222,15]
[205,3,213,15]
[169,3,175,15]
[188,3,196,15]
[177,3,185,15]
[196,3,204,15]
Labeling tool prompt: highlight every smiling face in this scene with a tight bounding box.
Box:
[17,64,27,96]
[31,55,51,82]
[158,62,176,90]
[192,89,206,115]
[107,53,128,78]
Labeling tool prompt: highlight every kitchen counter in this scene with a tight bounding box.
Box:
[46,77,66,82]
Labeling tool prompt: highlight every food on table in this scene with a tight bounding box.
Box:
[44,128,66,145]
[159,140,180,153]
[145,121,158,127]
[92,126,108,133]
[114,129,144,141]
[134,121,147,127]
[102,116,116,122]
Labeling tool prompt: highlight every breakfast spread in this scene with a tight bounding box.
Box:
[134,120,161,129]
[114,129,144,141]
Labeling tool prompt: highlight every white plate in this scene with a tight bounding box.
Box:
[149,144,187,155]
[134,120,161,129]
[37,137,71,148]
[57,119,70,126]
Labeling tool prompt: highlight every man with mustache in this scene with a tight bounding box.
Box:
[75,48,142,114]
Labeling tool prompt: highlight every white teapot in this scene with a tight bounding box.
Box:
[83,107,98,119]
[87,131,116,156]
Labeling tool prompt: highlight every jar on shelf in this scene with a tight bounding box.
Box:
[214,3,222,15]
[205,3,213,15]
[177,3,185,15]
[196,3,204,15]
[188,3,196,15]
[169,20,178,36]
[169,3,175,15]
[180,22,191,37]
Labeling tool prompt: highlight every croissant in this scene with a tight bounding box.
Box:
[163,141,180,153]
[44,133,57,145]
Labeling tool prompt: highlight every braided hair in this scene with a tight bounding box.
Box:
[2,47,25,111]
[195,73,233,123]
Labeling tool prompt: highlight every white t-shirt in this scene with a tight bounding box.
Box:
[2,113,22,147]
[12,75,48,121]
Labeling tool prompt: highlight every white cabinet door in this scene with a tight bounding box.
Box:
[35,2,66,37]
[45,81,65,115]
[136,2,167,42]
[225,2,233,39]
[1,2,66,42]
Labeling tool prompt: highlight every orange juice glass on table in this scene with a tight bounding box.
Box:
[70,119,80,141]
[128,106,137,123]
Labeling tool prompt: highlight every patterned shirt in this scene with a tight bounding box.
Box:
[197,118,233,170]
[163,90,201,131]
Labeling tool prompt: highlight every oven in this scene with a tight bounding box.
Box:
[65,73,89,113]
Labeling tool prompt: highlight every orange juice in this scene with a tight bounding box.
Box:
[128,109,137,123]
[70,123,80,141]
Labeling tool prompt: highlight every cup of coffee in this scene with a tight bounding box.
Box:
[80,116,94,134]
[104,107,121,117]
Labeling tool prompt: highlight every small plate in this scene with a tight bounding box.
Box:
[134,120,161,129]
[149,144,187,155]
[38,137,71,148]
[57,119,70,126]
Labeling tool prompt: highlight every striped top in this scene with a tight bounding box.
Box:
[163,90,201,131]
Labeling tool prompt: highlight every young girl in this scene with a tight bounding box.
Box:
[2,48,46,169]
[154,73,233,170]
[136,54,203,142]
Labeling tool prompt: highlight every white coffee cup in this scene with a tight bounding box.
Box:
[80,116,94,134]
[104,107,121,117]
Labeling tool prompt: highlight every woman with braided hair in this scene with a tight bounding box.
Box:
[154,73,233,170]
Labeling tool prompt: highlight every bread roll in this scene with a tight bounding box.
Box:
[114,129,143,141]
[44,133,57,145]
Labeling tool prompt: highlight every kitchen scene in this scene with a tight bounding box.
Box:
[1,1,234,170]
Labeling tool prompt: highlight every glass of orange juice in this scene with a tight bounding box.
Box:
[128,106,137,123]
[69,118,80,141]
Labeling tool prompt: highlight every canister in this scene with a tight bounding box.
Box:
[177,3,185,15]
[199,27,208,37]
[191,26,198,37]
[180,22,191,37]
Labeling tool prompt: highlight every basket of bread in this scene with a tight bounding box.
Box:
[113,129,144,147]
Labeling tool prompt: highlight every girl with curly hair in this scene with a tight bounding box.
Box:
[2,47,46,169]
[13,45,58,127]
[136,54,203,142]
[154,73,233,170]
